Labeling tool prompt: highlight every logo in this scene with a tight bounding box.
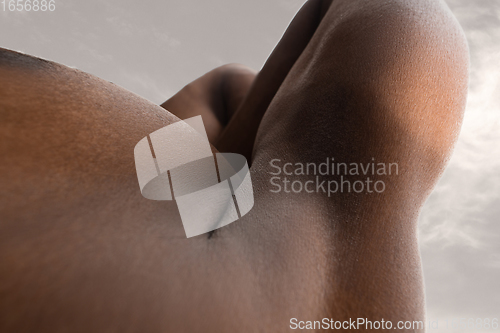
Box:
[134,116,254,238]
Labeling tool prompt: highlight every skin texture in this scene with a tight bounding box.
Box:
[0,0,468,332]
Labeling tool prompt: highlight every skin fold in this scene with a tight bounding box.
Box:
[0,0,468,332]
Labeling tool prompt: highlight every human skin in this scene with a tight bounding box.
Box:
[0,0,468,332]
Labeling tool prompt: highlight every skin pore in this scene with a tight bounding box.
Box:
[0,0,468,332]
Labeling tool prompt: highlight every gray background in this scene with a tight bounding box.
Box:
[1,0,498,329]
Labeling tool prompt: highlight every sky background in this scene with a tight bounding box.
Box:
[1,0,499,330]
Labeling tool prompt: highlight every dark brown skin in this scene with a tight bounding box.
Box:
[0,0,468,332]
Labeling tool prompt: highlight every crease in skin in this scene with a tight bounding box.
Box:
[160,64,257,144]
[215,0,331,162]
